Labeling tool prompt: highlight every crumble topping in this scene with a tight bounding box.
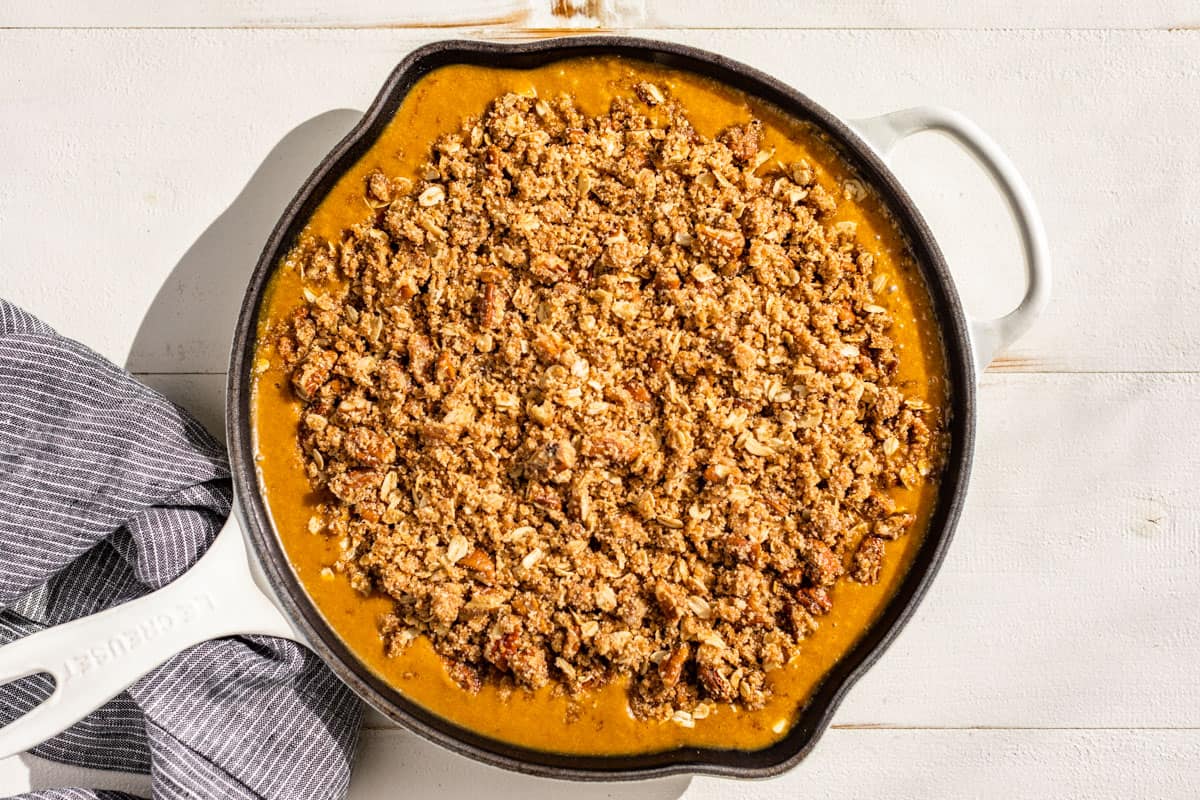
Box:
[271,85,945,721]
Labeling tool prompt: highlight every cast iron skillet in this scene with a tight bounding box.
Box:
[0,37,1049,781]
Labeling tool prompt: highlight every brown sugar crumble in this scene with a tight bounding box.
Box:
[271,84,946,722]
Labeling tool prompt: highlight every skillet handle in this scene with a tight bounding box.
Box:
[0,513,299,760]
[850,107,1051,372]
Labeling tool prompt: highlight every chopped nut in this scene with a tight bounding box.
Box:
[521,548,545,569]
[418,185,445,206]
[743,435,774,457]
[671,709,695,728]
[704,463,732,481]
[687,595,713,620]
[612,300,641,321]
[366,170,392,205]
[852,536,886,584]
[446,534,471,564]
[459,549,496,583]
[634,81,666,105]
[478,283,506,330]
[835,220,858,238]
[596,584,618,612]
[379,471,396,499]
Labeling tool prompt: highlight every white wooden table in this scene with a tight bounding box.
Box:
[3,2,1199,797]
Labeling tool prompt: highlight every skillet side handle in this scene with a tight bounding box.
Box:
[0,513,299,760]
[850,107,1051,371]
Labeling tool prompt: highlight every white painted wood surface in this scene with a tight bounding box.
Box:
[3,1,1196,29]
[1,10,1197,800]
[0,2,539,29]
[9,728,1198,799]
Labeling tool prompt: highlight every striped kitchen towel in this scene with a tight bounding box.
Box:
[0,299,362,799]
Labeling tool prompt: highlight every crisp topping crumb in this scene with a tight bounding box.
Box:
[275,88,945,721]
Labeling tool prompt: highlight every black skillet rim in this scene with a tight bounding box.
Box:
[227,36,977,781]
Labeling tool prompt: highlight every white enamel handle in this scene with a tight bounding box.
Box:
[851,107,1051,371]
[0,512,299,760]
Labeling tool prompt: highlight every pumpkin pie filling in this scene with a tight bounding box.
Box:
[251,56,948,754]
